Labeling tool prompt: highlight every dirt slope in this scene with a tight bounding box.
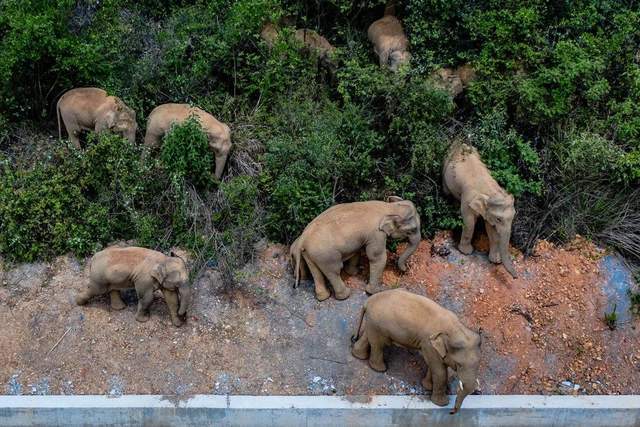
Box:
[1,233,638,396]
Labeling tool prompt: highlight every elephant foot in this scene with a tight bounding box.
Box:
[75,293,89,306]
[315,289,331,301]
[110,298,126,311]
[344,265,359,276]
[431,393,449,407]
[421,376,433,391]
[365,284,385,295]
[368,359,387,372]
[171,317,184,327]
[488,251,501,264]
[351,345,370,360]
[135,312,150,323]
[458,242,473,255]
[334,287,351,300]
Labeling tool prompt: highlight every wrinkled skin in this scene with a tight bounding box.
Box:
[367,15,411,72]
[57,87,137,148]
[429,64,476,97]
[144,103,232,179]
[442,143,517,278]
[76,247,191,327]
[260,23,337,68]
[291,197,421,300]
[352,289,481,413]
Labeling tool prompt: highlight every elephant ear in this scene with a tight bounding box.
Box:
[379,214,401,236]
[468,194,488,216]
[150,262,167,285]
[430,332,448,359]
[386,195,404,203]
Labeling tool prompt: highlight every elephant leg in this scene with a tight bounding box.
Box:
[75,280,107,305]
[421,366,433,391]
[135,290,154,323]
[303,255,331,301]
[143,131,161,149]
[162,289,183,327]
[323,263,351,300]
[486,223,501,263]
[109,290,126,310]
[422,349,449,406]
[351,328,370,360]
[459,208,476,255]
[69,130,82,149]
[367,330,388,372]
[344,254,360,276]
[365,244,387,295]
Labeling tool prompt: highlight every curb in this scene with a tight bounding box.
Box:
[1,394,639,426]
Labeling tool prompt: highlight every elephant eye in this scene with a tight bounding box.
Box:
[495,217,502,223]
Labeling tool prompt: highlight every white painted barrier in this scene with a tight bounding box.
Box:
[1,394,639,426]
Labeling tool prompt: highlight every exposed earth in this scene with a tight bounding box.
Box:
[1,232,638,397]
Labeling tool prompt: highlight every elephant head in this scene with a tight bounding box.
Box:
[379,196,421,271]
[151,252,191,316]
[389,50,411,71]
[469,192,517,278]
[103,99,137,144]
[210,123,232,180]
[430,329,481,414]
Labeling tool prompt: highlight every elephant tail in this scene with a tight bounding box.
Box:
[56,97,63,140]
[351,303,367,344]
[293,245,303,289]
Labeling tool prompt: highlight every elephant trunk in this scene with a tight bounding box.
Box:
[178,286,191,316]
[215,152,229,180]
[499,238,517,278]
[450,375,476,415]
[397,231,420,271]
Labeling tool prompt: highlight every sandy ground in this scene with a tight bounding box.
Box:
[1,232,638,397]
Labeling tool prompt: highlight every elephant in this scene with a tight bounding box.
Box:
[75,246,191,327]
[144,103,232,180]
[351,288,481,414]
[260,23,336,67]
[442,142,517,278]
[56,87,137,148]
[367,13,410,72]
[429,64,476,97]
[291,196,421,300]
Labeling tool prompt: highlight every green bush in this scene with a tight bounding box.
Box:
[0,133,153,261]
[261,94,382,240]
[160,116,216,189]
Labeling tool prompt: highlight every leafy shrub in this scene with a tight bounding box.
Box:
[0,133,153,261]
[160,116,216,189]
[261,94,382,241]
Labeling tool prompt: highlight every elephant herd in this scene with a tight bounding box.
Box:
[56,88,232,179]
[73,142,516,414]
[64,6,520,415]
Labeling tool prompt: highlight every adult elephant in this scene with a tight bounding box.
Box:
[442,142,517,278]
[291,196,421,300]
[144,104,232,179]
[57,87,137,148]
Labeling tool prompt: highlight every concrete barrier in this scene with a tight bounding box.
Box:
[1,395,639,426]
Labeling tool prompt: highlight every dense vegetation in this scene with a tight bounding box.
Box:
[0,0,639,278]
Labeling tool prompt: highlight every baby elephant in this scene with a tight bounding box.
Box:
[291,196,421,300]
[352,289,481,414]
[367,14,410,71]
[76,247,191,327]
[144,104,232,179]
[57,87,137,148]
[442,142,517,278]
